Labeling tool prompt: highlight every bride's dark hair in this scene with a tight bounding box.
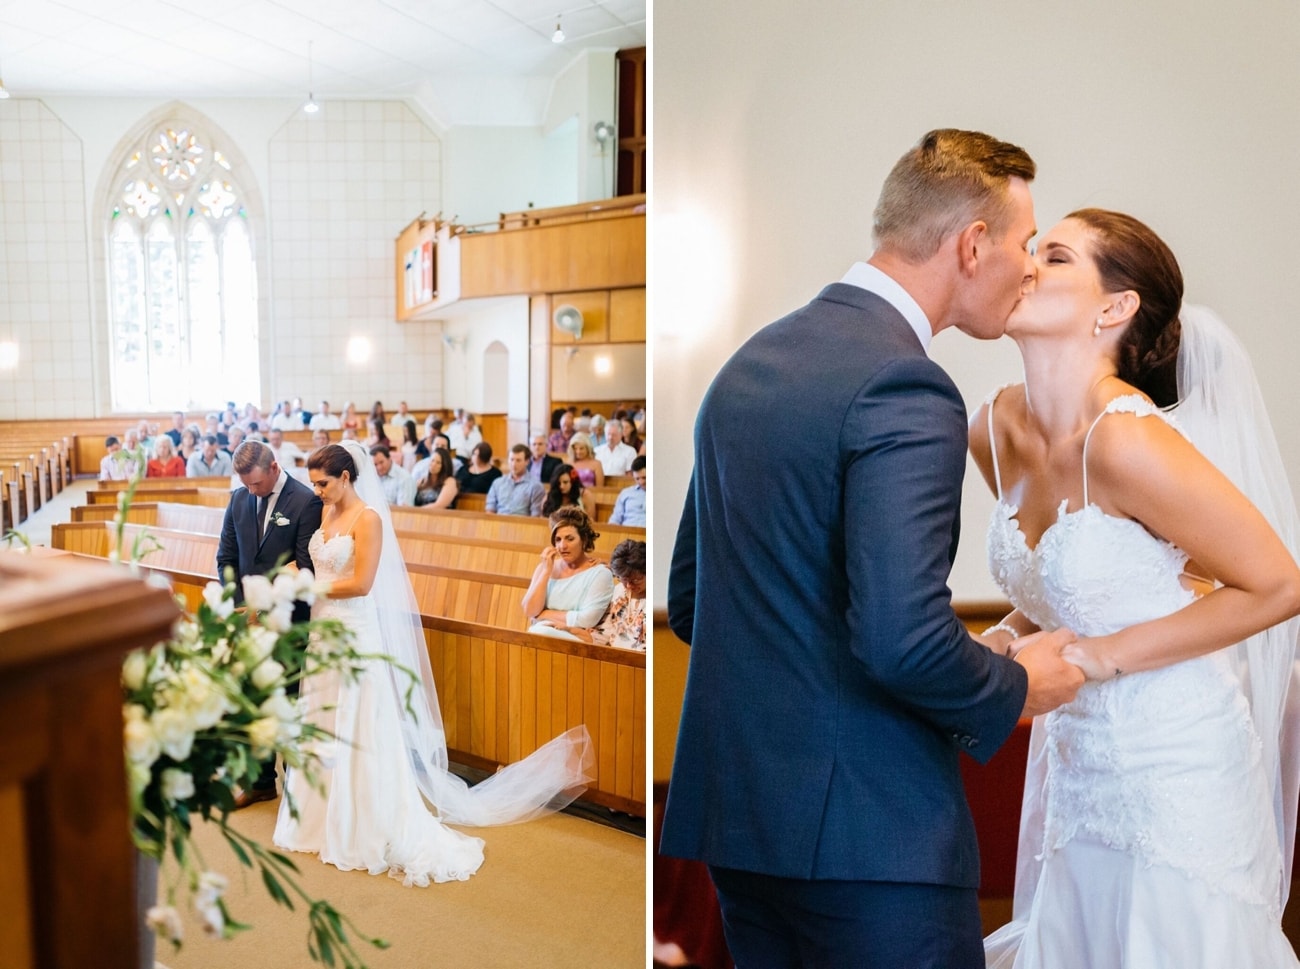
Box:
[1069,208,1184,407]
[307,443,357,482]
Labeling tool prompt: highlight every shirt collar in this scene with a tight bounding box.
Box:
[839,261,933,350]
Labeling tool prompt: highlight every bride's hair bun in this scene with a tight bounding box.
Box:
[1068,208,1184,407]
[306,442,358,482]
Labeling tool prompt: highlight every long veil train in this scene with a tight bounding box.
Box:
[337,438,593,826]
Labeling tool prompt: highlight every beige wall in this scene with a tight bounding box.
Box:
[652,0,1300,604]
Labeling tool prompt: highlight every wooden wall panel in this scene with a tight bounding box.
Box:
[608,288,646,342]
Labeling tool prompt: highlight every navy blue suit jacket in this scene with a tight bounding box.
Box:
[662,283,1028,887]
[216,473,322,622]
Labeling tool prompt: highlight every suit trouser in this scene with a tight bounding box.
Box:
[709,865,983,969]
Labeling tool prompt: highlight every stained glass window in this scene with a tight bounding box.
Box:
[107,119,259,410]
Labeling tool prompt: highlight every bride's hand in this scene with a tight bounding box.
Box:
[1061,636,1122,681]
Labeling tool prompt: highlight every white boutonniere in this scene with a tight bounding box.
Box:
[271,512,291,527]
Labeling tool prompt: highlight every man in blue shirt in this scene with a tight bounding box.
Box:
[486,444,546,516]
[609,456,646,526]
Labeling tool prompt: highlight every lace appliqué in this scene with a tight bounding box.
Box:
[986,395,1282,915]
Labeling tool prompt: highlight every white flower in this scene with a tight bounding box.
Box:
[124,705,161,768]
[161,768,195,803]
[293,567,317,602]
[263,600,294,633]
[242,574,275,612]
[271,511,291,527]
[146,905,184,944]
[250,659,285,691]
[202,581,234,619]
[273,570,298,601]
[151,708,196,762]
[238,626,279,666]
[122,650,148,691]
[260,691,301,744]
[247,716,279,756]
[194,871,228,937]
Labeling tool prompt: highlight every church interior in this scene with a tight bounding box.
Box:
[0,3,647,966]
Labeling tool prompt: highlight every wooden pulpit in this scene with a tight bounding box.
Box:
[0,549,179,969]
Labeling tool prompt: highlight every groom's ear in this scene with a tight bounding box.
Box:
[954,220,988,278]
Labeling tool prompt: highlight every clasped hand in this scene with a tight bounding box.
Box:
[1015,627,1086,717]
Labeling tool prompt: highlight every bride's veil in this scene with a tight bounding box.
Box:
[1170,305,1300,908]
[1008,306,1300,920]
[336,439,593,825]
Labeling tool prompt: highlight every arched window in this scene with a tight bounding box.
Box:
[107,123,258,410]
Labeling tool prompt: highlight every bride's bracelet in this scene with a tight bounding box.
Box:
[984,621,1020,655]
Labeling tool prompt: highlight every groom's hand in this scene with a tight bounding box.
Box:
[1015,628,1085,717]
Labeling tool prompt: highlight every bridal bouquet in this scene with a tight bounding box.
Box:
[124,566,389,967]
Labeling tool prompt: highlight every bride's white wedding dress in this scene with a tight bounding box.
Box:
[983,392,1300,968]
[273,440,592,884]
[273,529,485,884]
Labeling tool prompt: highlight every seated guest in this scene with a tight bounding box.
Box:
[542,463,584,516]
[164,410,187,447]
[99,435,136,481]
[521,507,614,641]
[267,428,305,468]
[187,434,233,477]
[415,417,443,461]
[203,413,229,446]
[340,401,361,432]
[413,447,459,509]
[566,432,605,488]
[309,400,341,431]
[146,435,186,478]
[550,539,646,651]
[609,456,647,526]
[486,444,546,517]
[595,419,638,477]
[528,431,562,486]
[224,425,246,456]
[454,441,502,495]
[362,415,390,451]
[621,416,644,454]
[398,419,420,471]
[370,444,414,506]
[391,400,417,429]
[447,412,483,460]
[178,427,201,465]
[588,414,607,450]
[548,410,575,455]
[308,428,331,455]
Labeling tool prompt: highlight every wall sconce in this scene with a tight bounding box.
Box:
[594,354,612,376]
[346,336,371,365]
[0,342,17,369]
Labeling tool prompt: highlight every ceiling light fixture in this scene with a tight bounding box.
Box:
[552,15,565,44]
[303,40,319,115]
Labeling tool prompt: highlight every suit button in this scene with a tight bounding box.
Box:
[960,734,973,745]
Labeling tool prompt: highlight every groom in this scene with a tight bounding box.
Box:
[217,440,322,808]
[663,130,1085,968]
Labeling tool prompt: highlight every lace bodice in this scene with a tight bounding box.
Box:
[984,390,1278,912]
[308,530,372,624]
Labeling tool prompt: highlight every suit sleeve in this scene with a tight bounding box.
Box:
[217,495,239,586]
[843,359,1026,763]
[295,492,323,574]
[667,470,698,645]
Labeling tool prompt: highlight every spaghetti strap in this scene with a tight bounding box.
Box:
[1080,394,1166,506]
[986,385,1009,501]
[324,503,369,541]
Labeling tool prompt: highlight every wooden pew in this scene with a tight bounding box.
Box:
[390,506,645,555]
[53,519,646,815]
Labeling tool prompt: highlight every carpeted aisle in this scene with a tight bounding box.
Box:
[155,798,645,968]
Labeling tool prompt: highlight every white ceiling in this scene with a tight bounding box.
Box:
[0,0,645,124]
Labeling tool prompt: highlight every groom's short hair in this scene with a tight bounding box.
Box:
[233,440,274,474]
[873,128,1035,263]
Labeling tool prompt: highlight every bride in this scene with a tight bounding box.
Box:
[273,440,592,885]
[969,208,1300,966]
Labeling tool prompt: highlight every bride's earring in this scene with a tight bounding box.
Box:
[1093,316,1103,337]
